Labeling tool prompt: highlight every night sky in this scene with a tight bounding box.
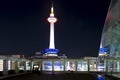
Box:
[0,0,111,58]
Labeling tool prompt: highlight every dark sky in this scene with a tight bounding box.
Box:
[0,0,111,58]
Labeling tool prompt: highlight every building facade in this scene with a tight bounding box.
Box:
[100,0,120,58]
[99,0,120,75]
[31,57,98,72]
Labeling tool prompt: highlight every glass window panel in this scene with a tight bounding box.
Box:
[65,61,76,71]
[42,61,52,71]
[54,61,64,71]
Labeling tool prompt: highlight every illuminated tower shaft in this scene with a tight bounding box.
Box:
[47,5,57,49]
[49,22,55,48]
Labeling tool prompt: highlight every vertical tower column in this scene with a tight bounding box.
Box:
[49,23,55,49]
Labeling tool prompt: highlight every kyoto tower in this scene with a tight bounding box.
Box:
[45,4,59,56]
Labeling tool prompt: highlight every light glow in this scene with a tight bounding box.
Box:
[42,61,52,71]
[47,17,57,23]
[54,61,64,71]
[8,60,11,70]
[0,59,3,71]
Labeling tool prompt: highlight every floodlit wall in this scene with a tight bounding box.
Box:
[54,61,64,71]
[40,60,89,71]
[100,0,120,58]
[42,61,52,71]
[0,59,3,71]
[77,61,88,71]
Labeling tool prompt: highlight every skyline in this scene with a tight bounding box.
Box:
[0,0,111,58]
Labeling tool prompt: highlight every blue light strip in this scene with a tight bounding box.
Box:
[45,48,59,54]
[99,48,108,53]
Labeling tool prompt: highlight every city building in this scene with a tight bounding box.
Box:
[2,1,120,78]
[29,3,100,72]
[99,0,120,73]
[99,0,120,58]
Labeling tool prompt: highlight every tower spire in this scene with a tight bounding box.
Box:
[50,3,54,17]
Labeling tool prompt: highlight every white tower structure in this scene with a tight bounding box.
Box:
[47,4,57,49]
[45,4,59,56]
